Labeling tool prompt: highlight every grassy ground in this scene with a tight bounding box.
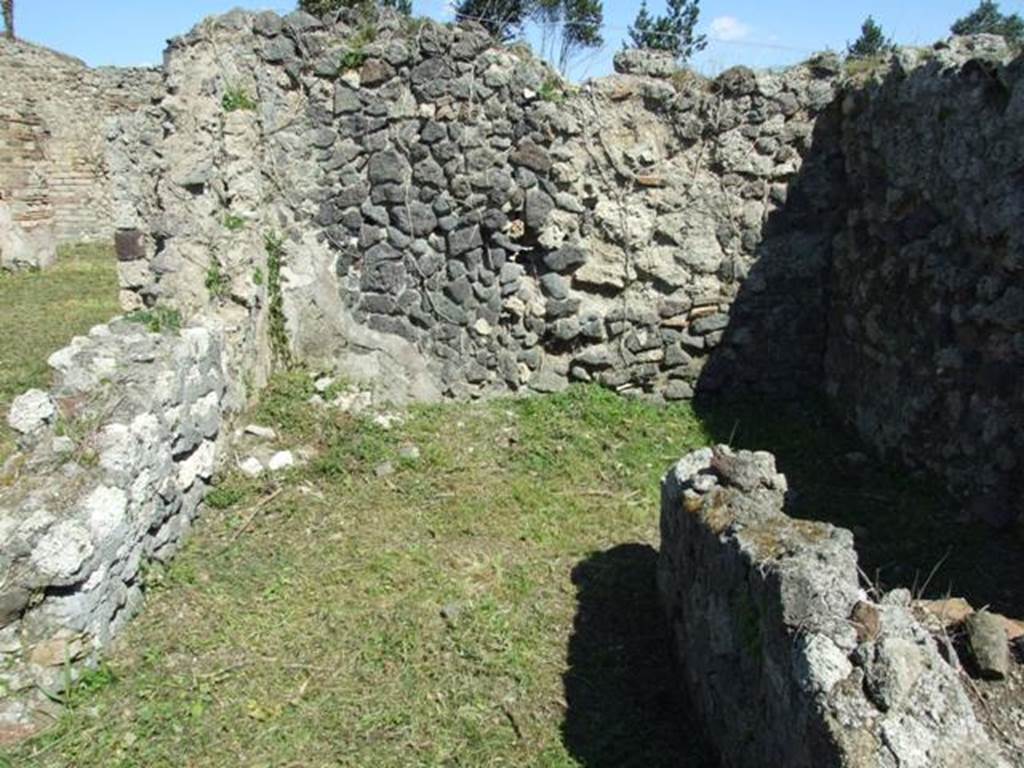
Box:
[0,243,120,464]
[7,380,717,767]
[5,369,1021,767]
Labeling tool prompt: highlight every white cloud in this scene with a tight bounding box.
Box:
[709,16,752,42]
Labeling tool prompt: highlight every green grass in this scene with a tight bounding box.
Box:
[0,243,120,465]
[6,381,715,767]
[9,371,1019,767]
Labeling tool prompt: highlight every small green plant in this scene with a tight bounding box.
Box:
[252,267,264,286]
[125,306,182,334]
[222,86,257,112]
[538,76,566,103]
[223,214,246,231]
[206,480,249,510]
[844,54,891,78]
[340,47,368,71]
[339,22,377,71]
[205,258,230,300]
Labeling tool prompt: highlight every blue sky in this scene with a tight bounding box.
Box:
[11,0,1024,78]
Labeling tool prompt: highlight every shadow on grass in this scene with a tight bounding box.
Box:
[561,544,717,768]
[694,396,1024,618]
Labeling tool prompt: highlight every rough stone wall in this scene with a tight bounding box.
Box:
[0,37,161,246]
[659,447,1009,768]
[825,37,1024,525]
[112,9,842,404]
[0,319,227,726]
[109,12,1023,521]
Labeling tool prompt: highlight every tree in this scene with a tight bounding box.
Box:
[556,0,603,73]
[627,0,707,63]
[2,0,13,41]
[535,0,603,73]
[951,1,1024,44]
[455,0,604,70]
[453,0,531,41]
[846,16,894,58]
[298,0,412,17]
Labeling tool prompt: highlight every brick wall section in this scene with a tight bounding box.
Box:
[0,38,161,244]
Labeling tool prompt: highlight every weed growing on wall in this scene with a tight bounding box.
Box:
[538,76,567,103]
[205,258,230,300]
[125,306,182,334]
[339,23,377,71]
[264,232,291,368]
[223,214,246,231]
[221,86,257,112]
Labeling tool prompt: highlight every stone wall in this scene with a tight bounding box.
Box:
[0,318,227,727]
[825,37,1024,526]
[112,8,843,405]
[0,38,161,248]
[658,446,1009,768]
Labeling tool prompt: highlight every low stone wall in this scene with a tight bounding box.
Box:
[825,37,1024,526]
[658,447,1009,768]
[0,318,227,727]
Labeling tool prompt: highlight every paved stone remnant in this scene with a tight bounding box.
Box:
[658,446,1010,768]
[0,318,227,728]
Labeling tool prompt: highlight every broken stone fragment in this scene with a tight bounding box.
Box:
[244,424,277,441]
[7,390,57,435]
[966,610,1010,680]
[913,597,974,629]
[268,451,295,472]
[239,457,265,478]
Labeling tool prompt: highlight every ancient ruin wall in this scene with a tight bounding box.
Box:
[110,11,1023,519]
[659,447,1009,768]
[825,38,1024,525]
[0,37,161,248]
[0,319,227,726]
[112,8,843,405]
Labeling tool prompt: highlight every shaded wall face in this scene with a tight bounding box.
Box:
[825,47,1024,522]
[0,38,160,245]
[113,9,842,405]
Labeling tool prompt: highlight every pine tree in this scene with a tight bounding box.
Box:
[951,1,1024,45]
[381,0,412,15]
[557,0,603,73]
[456,0,604,70]
[2,0,13,41]
[847,16,894,59]
[299,0,411,17]
[454,0,531,40]
[627,0,706,63]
